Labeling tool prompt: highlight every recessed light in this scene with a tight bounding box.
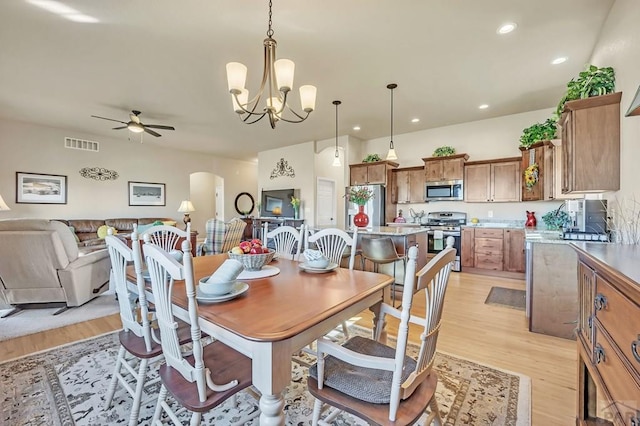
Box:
[352,126,361,131]
[551,57,567,65]
[411,118,420,123]
[497,23,517,35]
[478,104,489,110]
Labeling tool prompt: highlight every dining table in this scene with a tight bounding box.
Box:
[127,253,394,425]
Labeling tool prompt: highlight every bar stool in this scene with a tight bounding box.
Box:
[360,237,406,307]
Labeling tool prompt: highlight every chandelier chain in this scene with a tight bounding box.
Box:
[267,0,274,37]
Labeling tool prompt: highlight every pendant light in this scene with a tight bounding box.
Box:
[386,83,398,161]
[332,100,342,167]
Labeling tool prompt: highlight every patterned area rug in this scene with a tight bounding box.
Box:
[484,287,526,311]
[0,327,530,425]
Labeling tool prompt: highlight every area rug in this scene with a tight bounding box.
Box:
[0,292,119,342]
[0,327,531,425]
[484,287,526,311]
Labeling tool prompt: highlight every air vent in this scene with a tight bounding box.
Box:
[65,137,99,152]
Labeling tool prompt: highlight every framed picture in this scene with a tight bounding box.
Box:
[128,181,166,206]
[16,172,68,204]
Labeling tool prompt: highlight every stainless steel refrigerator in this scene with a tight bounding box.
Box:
[344,184,385,227]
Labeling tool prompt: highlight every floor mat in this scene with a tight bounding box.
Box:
[484,286,526,311]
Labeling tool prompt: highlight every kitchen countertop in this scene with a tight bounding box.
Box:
[571,242,640,286]
[524,227,567,244]
[351,226,428,236]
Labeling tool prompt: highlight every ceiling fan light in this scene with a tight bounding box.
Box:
[128,122,144,133]
[274,59,295,91]
[300,85,317,112]
[226,62,247,93]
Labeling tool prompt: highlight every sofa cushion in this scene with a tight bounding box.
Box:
[97,225,117,239]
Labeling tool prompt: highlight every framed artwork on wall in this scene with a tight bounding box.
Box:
[16,172,68,204]
[128,181,166,206]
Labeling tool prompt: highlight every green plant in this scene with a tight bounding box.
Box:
[519,118,557,148]
[555,65,615,118]
[346,186,374,205]
[541,208,570,230]
[362,153,381,163]
[432,146,456,157]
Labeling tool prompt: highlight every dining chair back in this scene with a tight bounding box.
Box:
[306,227,358,270]
[143,240,257,424]
[199,218,247,255]
[262,223,303,261]
[141,222,190,253]
[308,243,457,425]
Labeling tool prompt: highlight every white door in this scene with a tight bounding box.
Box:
[316,178,336,227]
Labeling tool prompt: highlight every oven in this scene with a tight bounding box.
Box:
[426,230,461,271]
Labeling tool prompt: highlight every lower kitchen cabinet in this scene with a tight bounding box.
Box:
[461,227,525,277]
[504,229,525,272]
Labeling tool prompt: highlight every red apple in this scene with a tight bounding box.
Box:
[262,247,270,254]
[251,238,262,246]
[239,241,252,254]
[249,246,262,254]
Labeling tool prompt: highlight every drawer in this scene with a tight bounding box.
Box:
[474,237,503,253]
[474,228,504,238]
[595,275,640,378]
[474,253,503,270]
[593,325,640,421]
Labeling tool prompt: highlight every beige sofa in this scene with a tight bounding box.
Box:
[58,217,175,249]
[0,219,111,314]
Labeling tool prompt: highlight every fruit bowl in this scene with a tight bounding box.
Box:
[228,249,276,271]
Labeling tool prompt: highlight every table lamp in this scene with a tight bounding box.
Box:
[0,194,10,211]
[177,200,195,229]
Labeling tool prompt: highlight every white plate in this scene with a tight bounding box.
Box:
[237,265,280,280]
[299,262,339,273]
[196,282,249,303]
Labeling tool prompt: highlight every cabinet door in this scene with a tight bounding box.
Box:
[504,229,525,272]
[461,227,474,268]
[492,161,521,202]
[366,163,387,184]
[424,160,443,182]
[408,169,425,202]
[578,261,596,359]
[394,170,409,203]
[350,165,368,185]
[442,158,465,180]
[464,164,491,202]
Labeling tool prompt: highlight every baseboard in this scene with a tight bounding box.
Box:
[461,267,525,280]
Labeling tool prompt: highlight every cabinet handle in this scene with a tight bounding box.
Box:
[587,316,592,330]
[594,293,608,311]
[632,336,640,363]
[594,344,605,364]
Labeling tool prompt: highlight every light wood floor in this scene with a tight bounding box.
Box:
[0,272,575,425]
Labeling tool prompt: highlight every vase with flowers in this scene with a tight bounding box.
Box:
[347,186,374,227]
[290,196,300,219]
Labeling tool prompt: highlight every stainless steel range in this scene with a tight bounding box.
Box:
[423,211,466,272]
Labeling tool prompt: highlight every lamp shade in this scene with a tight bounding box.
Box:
[226,62,247,93]
[177,200,195,213]
[0,194,10,211]
[274,59,295,91]
[299,85,317,112]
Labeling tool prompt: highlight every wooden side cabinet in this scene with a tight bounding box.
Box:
[461,227,475,268]
[464,157,521,202]
[422,154,469,182]
[503,229,525,272]
[391,166,425,204]
[561,92,621,193]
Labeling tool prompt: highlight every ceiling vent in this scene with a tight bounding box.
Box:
[65,137,99,152]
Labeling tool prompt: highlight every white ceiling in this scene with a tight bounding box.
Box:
[0,0,614,162]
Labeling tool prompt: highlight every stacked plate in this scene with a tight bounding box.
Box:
[298,262,339,274]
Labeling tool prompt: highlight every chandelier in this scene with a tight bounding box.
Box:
[225,0,317,129]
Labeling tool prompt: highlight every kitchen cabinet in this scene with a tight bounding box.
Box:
[503,229,525,272]
[464,157,521,202]
[473,228,504,271]
[422,153,469,182]
[349,160,398,185]
[519,141,554,202]
[461,227,475,268]
[560,92,621,193]
[391,166,425,204]
[572,243,640,425]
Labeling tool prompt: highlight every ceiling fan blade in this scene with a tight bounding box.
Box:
[144,127,162,137]
[112,126,127,130]
[91,115,127,124]
[144,124,175,130]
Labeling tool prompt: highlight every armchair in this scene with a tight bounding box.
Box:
[198,218,247,255]
[0,219,111,316]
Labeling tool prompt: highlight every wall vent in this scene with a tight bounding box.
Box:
[64,137,99,152]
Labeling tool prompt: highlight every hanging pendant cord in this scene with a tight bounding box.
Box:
[267,0,274,37]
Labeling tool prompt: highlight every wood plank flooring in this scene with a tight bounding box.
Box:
[0,272,576,425]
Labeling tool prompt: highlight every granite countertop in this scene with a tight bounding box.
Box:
[571,242,640,285]
[464,220,525,228]
[524,227,567,244]
[353,226,428,236]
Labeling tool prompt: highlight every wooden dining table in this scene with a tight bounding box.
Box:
[128,254,393,425]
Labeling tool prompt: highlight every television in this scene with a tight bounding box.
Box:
[260,188,296,218]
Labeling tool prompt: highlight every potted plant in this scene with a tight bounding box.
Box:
[519,118,557,148]
[541,207,570,230]
[432,146,456,157]
[555,64,615,118]
[362,154,381,163]
[346,186,374,227]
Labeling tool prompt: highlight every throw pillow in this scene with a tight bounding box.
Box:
[97,225,117,239]
[68,226,80,243]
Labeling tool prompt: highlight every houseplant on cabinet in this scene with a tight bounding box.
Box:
[555,64,616,118]
[347,186,374,228]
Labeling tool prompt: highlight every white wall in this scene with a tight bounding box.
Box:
[0,118,258,234]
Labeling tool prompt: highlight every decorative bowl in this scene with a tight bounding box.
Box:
[227,249,276,271]
[199,277,234,296]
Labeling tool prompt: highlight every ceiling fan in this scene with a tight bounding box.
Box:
[91,110,175,137]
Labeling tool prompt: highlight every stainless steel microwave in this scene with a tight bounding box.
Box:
[425,180,463,201]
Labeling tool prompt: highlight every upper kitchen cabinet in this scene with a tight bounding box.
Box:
[560,92,621,193]
[520,141,554,202]
[391,166,425,204]
[422,154,469,182]
[464,157,521,202]
[349,160,399,186]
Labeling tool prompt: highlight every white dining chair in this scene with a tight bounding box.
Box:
[141,222,191,253]
[262,222,304,261]
[308,244,457,425]
[143,240,259,425]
